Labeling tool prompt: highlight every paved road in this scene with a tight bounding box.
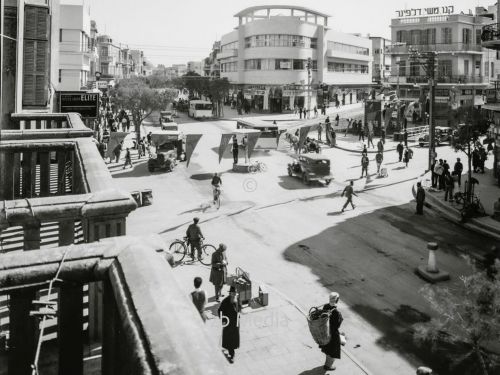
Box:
[113,118,497,375]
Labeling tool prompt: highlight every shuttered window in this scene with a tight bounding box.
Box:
[22,6,50,107]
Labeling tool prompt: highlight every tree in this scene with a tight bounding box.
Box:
[208,78,230,117]
[111,77,176,146]
[414,265,500,375]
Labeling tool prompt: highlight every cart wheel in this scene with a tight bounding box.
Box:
[325,179,331,186]
[287,167,293,177]
[169,240,187,264]
[200,244,216,265]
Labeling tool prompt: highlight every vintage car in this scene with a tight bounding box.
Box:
[287,154,333,185]
[147,131,185,172]
[160,110,178,131]
[418,126,453,147]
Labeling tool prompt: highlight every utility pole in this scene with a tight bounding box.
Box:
[307,57,312,116]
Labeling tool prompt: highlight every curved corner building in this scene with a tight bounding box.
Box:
[218,5,373,112]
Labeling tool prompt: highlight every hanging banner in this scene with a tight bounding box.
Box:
[105,132,128,159]
[184,134,202,167]
[218,133,233,163]
[246,131,261,159]
[298,126,312,150]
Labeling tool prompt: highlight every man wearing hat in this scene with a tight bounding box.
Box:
[210,244,228,301]
[218,285,241,363]
[319,292,344,371]
[186,217,204,261]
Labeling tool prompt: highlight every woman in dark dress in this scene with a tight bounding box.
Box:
[218,285,241,363]
[319,292,343,371]
[210,244,228,301]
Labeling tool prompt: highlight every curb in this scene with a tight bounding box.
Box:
[412,180,500,241]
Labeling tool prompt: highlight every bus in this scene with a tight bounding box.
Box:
[188,100,213,119]
[236,119,279,149]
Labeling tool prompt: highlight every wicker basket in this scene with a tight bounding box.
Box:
[307,306,331,346]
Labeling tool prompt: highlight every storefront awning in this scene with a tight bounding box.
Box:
[483,104,500,112]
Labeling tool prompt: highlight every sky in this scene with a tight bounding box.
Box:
[88,0,488,66]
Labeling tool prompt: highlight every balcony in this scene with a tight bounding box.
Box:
[391,13,486,26]
[386,43,482,54]
[385,75,489,85]
[481,23,500,50]
[216,49,238,60]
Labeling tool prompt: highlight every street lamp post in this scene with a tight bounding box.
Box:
[307,58,312,116]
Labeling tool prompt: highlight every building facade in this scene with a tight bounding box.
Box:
[130,49,145,76]
[387,6,496,124]
[218,5,372,112]
[58,0,95,91]
[1,0,60,128]
[187,60,204,75]
[370,36,392,83]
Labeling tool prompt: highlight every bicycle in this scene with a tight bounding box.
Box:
[169,237,216,265]
[459,195,486,222]
[248,160,267,173]
[213,185,221,209]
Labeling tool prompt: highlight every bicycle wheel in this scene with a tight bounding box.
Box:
[249,165,257,173]
[169,240,187,264]
[259,163,267,172]
[215,194,221,209]
[199,244,216,265]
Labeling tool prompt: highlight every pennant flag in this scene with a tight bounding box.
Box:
[246,131,261,159]
[105,132,128,159]
[184,134,202,167]
[218,133,233,163]
[298,126,312,150]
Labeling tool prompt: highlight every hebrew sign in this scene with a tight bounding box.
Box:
[395,5,454,17]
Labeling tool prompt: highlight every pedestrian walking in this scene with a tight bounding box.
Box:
[123,148,132,169]
[375,151,383,175]
[358,124,365,142]
[232,135,239,164]
[367,131,375,148]
[299,108,303,119]
[360,154,369,177]
[318,292,343,371]
[444,172,454,202]
[191,277,207,322]
[317,123,323,142]
[377,139,384,154]
[113,141,122,163]
[396,142,404,162]
[335,114,339,127]
[186,217,204,261]
[454,158,463,187]
[218,285,241,363]
[434,159,444,190]
[403,146,413,168]
[341,181,357,212]
[416,182,425,215]
[314,106,318,117]
[210,244,228,302]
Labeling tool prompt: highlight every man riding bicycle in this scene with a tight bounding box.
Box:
[211,173,222,205]
[186,217,204,260]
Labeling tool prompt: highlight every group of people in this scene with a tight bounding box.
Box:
[396,142,414,167]
[472,146,488,173]
[431,157,464,203]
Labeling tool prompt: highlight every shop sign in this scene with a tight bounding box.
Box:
[253,90,266,96]
[395,5,454,17]
[280,61,292,69]
[59,91,100,118]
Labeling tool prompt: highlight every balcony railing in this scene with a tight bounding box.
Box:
[386,75,488,84]
[386,43,482,54]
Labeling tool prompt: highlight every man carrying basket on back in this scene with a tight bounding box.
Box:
[308,292,344,371]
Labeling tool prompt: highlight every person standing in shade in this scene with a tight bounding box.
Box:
[218,285,241,363]
[416,181,425,215]
[191,277,207,322]
[341,181,357,212]
[210,244,228,302]
[360,154,369,178]
[454,158,463,188]
[186,217,204,261]
[232,135,239,164]
[375,151,383,175]
[444,171,455,202]
[396,141,404,162]
[318,292,343,371]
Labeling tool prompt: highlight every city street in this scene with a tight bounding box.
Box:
[111,117,497,374]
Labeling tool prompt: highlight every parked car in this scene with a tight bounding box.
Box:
[418,126,453,147]
[160,111,178,130]
[147,131,185,172]
[287,154,333,185]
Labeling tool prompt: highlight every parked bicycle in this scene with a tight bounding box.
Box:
[169,237,216,265]
[248,160,267,173]
[460,195,486,222]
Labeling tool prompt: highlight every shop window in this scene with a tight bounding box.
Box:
[275,59,292,70]
[293,59,304,70]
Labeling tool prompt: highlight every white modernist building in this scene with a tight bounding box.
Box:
[218,5,373,112]
[58,0,95,90]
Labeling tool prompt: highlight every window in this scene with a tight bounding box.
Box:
[410,61,420,76]
[398,60,406,76]
[23,5,50,107]
[327,62,368,73]
[396,30,408,43]
[410,30,421,45]
[441,27,452,44]
[422,29,436,44]
[438,60,452,77]
[492,62,495,78]
[326,41,369,55]
[476,29,482,44]
[244,59,261,70]
[463,28,472,44]
[485,61,489,77]
[275,59,292,70]
[244,34,317,49]
[293,59,304,70]
[464,60,469,75]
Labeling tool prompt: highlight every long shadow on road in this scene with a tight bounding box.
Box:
[283,202,497,374]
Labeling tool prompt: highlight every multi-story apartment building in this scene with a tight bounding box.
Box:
[58,0,96,90]
[217,5,372,112]
[386,6,496,123]
[96,34,122,80]
[370,36,392,83]
[130,49,145,76]
[204,41,221,77]
[1,0,61,127]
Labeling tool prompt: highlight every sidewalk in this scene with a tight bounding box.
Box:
[412,155,500,242]
[172,262,372,375]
